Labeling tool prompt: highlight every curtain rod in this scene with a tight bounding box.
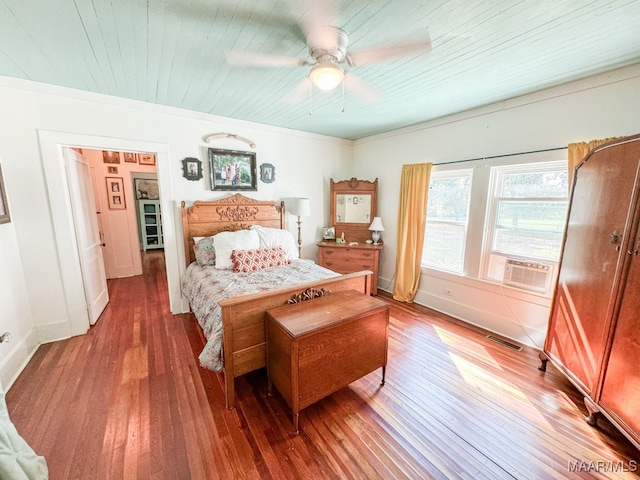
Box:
[436,146,567,166]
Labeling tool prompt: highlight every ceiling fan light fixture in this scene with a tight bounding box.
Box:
[310,61,344,91]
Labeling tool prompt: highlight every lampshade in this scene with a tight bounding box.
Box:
[309,61,344,91]
[369,217,385,232]
[290,198,311,217]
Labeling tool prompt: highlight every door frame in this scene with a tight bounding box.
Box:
[38,131,172,336]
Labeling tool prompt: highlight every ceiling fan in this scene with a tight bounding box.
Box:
[224,8,431,103]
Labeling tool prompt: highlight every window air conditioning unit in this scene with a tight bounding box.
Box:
[503,259,552,292]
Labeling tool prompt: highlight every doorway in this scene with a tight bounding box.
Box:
[39,131,179,338]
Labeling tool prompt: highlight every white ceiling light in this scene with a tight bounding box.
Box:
[309,60,344,91]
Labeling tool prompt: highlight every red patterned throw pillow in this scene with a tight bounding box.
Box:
[231,247,289,273]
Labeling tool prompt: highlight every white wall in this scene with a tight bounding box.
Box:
[352,63,640,349]
[0,76,352,388]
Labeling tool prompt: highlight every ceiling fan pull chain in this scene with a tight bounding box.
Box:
[341,80,345,113]
[309,80,313,115]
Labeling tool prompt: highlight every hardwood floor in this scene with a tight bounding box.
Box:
[6,251,639,479]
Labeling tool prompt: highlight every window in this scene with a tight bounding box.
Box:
[422,169,472,273]
[484,161,568,282]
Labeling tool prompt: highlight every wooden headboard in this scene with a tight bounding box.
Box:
[181,193,285,266]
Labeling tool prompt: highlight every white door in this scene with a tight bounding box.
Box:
[63,147,109,324]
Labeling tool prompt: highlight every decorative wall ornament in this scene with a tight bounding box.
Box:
[203,132,256,149]
[182,157,203,181]
[259,163,276,183]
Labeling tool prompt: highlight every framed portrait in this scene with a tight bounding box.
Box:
[182,157,203,181]
[208,148,257,191]
[102,151,120,164]
[138,153,156,166]
[123,152,137,163]
[108,166,118,174]
[134,178,159,200]
[106,177,126,209]
[322,226,335,240]
[259,163,275,184]
[0,164,11,224]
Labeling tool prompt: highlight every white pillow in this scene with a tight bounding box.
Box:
[213,229,260,270]
[250,225,299,261]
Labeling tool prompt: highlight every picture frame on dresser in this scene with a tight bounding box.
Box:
[322,226,335,240]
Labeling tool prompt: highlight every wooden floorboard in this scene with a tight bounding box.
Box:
[6,251,639,479]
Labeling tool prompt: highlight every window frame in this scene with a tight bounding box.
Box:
[481,160,569,282]
[422,168,473,274]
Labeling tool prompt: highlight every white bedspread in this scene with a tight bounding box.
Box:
[181,259,339,371]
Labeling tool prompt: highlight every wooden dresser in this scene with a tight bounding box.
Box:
[317,241,383,295]
[266,290,389,434]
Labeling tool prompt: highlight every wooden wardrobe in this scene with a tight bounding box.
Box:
[541,134,640,450]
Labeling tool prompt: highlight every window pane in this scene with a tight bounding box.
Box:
[493,200,567,260]
[500,171,568,197]
[424,222,465,271]
[428,175,471,221]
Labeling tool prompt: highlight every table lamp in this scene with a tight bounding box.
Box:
[369,217,385,245]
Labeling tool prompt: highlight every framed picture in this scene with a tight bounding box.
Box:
[138,153,156,166]
[106,177,126,209]
[0,164,11,224]
[108,166,118,174]
[134,178,159,200]
[182,157,203,181]
[102,151,120,164]
[208,148,257,191]
[259,163,276,184]
[123,152,137,163]
[322,226,335,240]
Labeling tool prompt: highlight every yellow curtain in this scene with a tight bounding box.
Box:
[392,163,432,302]
[568,137,618,185]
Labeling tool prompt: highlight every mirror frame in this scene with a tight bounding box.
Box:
[329,177,378,243]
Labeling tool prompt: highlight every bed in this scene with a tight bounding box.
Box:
[181,194,372,408]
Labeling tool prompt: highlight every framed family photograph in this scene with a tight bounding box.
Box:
[106,177,126,209]
[0,164,11,224]
[259,163,276,184]
[208,148,257,191]
[182,157,203,181]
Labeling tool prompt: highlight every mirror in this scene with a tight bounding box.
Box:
[329,178,378,242]
[335,194,372,223]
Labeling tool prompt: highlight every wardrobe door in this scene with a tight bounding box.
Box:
[545,143,639,394]
[600,241,640,443]
[598,140,640,443]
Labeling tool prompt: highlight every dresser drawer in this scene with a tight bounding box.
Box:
[320,247,376,261]
[321,257,375,272]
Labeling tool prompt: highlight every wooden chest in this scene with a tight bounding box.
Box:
[317,242,382,295]
[265,290,390,433]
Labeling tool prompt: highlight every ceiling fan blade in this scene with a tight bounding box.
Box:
[282,78,312,104]
[346,35,432,67]
[225,51,307,67]
[289,0,339,50]
[343,73,379,104]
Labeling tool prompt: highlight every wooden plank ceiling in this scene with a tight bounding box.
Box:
[0,0,638,140]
